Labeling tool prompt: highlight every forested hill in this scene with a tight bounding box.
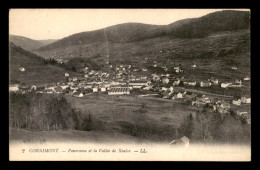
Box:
[37,10,250,51]
[37,23,163,51]
[170,10,250,38]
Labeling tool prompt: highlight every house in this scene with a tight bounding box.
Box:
[244,77,250,81]
[129,80,149,89]
[110,81,120,86]
[174,67,183,73]
[232,99,241,106]
[72,77,78,82]
[140,76,148,80]
[73,92,84,97]
[200,81,211,87]
[162,78,169,84]
[118,81,127,85]
[173,79,180,86]
[161,87,169,91]
[93,86,99,92]
[218,107,228,114]
[64,73,69,77]
[67,82,74,86]
[44,84,56,91]
[84,74,89,78]
[191,64,196,68]
[241,97,251,104]
[219,102,230,109]
[19,67,25,72]
[168,91,174,97]
[9,84,19,92]
[175,69,180,73]
[246,118,251,125]
[31,85,37,91]
[231,66,238,70]
[153,76,160,82]
[43,89,53,94]
[176,92,183,99]
[201,95,211,104]
[184,80,196,86]
[189,81,197,86]
[236,110,248,117]
[208,77,219,84]
[70,85,78,90]
[235,79,242,84]
[142,68,147,72]
[231,83,242,88]
[169,86,174,92]
[143,86,152,90]
[169,136,189,148]
[101,87,107,92]
[60,85,68,90]
[192,95,211,106]
[221,82,232,88]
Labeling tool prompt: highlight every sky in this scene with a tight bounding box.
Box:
[9,9,250,40]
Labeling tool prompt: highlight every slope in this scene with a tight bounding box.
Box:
[37,10,250,51]
[9,43,79,86]
[9,35,57,51]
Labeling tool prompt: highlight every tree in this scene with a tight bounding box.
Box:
[193,111,213,143]
[179,113,195,139]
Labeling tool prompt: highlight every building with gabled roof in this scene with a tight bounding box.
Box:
[169,136,189,148]
[9,84,19,92]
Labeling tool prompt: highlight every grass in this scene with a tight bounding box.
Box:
[65,93,200,142]
[9,128,139,144]
[9,93,200,143]
[9,43,81,86]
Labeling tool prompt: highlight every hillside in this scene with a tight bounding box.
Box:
[37,10,249,51]
[37,23,163,51]
[171,10,250,38]
[9,43,79,86]
[9,128,140,144]
[9,35,57,51]
[38,39,57,46]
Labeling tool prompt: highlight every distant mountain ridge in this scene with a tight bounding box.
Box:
[9,35,57,51]
[37,10,250,51]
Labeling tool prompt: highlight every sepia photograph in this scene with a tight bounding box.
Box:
[9,8,251,161]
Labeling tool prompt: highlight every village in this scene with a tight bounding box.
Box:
[10,61,251,126]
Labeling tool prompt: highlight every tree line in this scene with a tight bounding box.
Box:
[9,92,98,131]
[178,105,250,144]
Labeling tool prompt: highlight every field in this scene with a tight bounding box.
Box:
[9,128,140,144]
[65,93,200,143]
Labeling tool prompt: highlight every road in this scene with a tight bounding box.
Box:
[175,87,234,99]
